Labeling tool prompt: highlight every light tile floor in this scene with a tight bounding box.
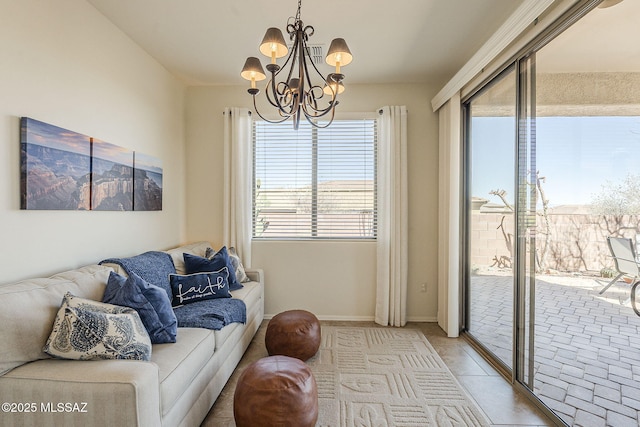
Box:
[469,272,640,427]
[201,321,555,427]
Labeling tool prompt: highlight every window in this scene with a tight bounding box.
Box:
[253,118,377,239]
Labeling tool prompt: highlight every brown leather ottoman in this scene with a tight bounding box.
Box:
[265,309,321,361]
[233,355,318,427]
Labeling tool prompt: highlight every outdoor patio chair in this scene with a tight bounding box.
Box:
[600,236,639,295]
[600,236,640,316]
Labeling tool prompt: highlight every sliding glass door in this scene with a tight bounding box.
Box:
[463,1,640,425]
[465,66,517,371]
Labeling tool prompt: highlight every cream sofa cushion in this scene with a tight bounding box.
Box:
[0,265,112,376]
[152,327,215,416]
[0,358,160,426]
[165,241,212,274]
[214,280,263,351]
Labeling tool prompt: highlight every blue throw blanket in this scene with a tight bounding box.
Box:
[100,251,176,300]
[173,298,246,330]
[100,251,246,330]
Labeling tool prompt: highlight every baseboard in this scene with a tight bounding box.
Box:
[264,313,375,321]
[263,314,437,322]
[407,316,438,322]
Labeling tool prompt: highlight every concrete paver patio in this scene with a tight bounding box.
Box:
[469,271,640,426]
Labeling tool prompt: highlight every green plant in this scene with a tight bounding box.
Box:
[600,267,616,278]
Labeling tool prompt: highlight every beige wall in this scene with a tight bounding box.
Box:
[185,83,439,320]
[0,0,440,322]
[0,0,186,283]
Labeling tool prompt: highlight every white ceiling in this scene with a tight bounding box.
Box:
[537,0,640,73]
[86,0,525,86]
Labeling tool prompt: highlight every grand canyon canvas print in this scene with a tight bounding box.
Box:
[91,139,134,211]
[20,117,91,210]
[21,117,163,211]
[133,152,163,211]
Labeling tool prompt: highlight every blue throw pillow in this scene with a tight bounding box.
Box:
[103,271,177,344]
[184,247,243,291]
[169,268,232,307]
[206,246,249,284]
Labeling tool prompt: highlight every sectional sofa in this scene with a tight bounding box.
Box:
[0,241,264,427]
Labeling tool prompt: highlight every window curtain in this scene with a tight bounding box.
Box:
[223,107,253,267]
[375,106,408,327]
[436,94,461,337]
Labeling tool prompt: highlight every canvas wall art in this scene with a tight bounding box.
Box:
[20,117,162,211]
[133,152,163,211]
[20,117,91,210]
[91,138,134,211]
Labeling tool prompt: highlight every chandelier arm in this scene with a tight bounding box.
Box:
[299,83,336,118]
[264,76,282,109]
[306,42,336,85]
[300,88,319,116]
[277,84,295,112]
[265,72,296,118]
[286,24,307,129]
[299,43,316,106]
[301,99,335,119]
[306,102,338,129]
[271,35,299,115]
[298,42,338,118]
[296,27,306,93]
[278,40,297,80]
[251,95,290,124]
[296,37,322,120]
[267,82,296,119]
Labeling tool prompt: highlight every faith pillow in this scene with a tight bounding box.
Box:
[169,268,232,307]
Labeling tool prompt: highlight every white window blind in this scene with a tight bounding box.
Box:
[253,119,377,239]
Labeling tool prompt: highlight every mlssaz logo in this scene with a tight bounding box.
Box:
[40,402,88,413]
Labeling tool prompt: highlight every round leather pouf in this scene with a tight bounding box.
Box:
[233,355,318,427]
[265,309,321,361]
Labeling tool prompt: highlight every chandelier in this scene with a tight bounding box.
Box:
[240,0,352,129]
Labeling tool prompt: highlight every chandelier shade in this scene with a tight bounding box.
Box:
[325,38,353,73]
[240,57,266,89]
[259,27,288,62]
[240,0,352,129]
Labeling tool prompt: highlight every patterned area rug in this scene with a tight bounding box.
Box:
[308,326,490,427]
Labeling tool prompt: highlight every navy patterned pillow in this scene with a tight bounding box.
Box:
[169,268,232,307]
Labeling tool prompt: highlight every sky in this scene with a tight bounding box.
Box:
[92,138,133,166]
[471,116,640,207]
[22,117,90,156]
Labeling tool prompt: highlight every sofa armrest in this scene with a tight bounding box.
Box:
[0,359,161,427]
[244,268,264,286]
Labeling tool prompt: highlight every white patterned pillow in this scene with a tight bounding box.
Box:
[43,293,152,361]
[205,246,250,283]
